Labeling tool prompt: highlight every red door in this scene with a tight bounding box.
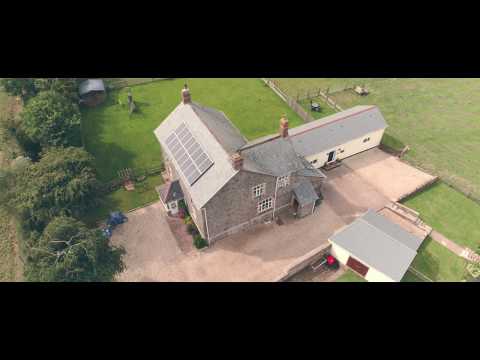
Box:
[346,256,369,277]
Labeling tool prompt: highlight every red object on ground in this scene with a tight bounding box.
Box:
[327,255,336,265]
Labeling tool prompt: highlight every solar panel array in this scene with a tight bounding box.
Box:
[165,123,214,185]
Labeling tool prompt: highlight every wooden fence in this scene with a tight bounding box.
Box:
[98,165,164,194]
[295,87,349,112]
[105,78,174,89]
[261,78,315,123]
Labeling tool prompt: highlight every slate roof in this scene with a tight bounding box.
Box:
[289,106,388,157]
[79,79,105,96]
[292,180,319,206]
[156,180,184,204]
[240,137,320,177]
[154,102,241,209]
[330,209,424,282]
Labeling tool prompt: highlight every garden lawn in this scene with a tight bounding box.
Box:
[336,270,366,282]
[274,78,480,198]
[404,182,480,251]
[82,78,304,181]
[409,236,469,282]
[82,174,163,227]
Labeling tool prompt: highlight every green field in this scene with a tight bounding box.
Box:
[404,183,480,250]
[82,174,163,227]
[336,270,366,282]
[82,78,304,182]
[410,237,469,282]
[274,78,480,198]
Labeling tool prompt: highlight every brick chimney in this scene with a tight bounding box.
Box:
[280,116,289,138]
[181,84,191,104]
[231,152,243,171]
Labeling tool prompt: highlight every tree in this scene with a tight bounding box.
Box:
[8,147,99,232]
[21,90,81,147]
[25,216,125,282]
[0,78,36,100]
[33,78,80,101]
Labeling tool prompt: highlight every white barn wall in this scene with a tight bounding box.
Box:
[330,241,396,282]
[305,128,385,167]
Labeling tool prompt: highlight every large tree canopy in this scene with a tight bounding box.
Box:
[21,90,81,147]
[33,78,80,101]
[9,147,99,231]
[25,216,125,282]
[0,78,36,100]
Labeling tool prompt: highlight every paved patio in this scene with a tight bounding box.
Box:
[111,149,438,282]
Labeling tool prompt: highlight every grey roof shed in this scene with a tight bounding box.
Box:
[330,209,424,282]
[79,79,106,96]
[290,106,388,157]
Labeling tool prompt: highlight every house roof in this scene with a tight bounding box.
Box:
[79,79,105,96]
[330,209,423,282]
[154,102,240,209]
[156,180,184,204]
[240,136,324,177]
[293,180,319,206]
[289,106,388,157]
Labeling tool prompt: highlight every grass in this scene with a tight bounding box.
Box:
[409,237,469,282]
[404,182,480,250]
[83,174,163,227]
[336,270,366,282]
[401,271,425,282]
[82,78,304,182]
[274,78,480,197]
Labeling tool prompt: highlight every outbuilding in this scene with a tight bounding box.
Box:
[156,180,184,216]
[289,105,388,168]
[79,79,106,107]
[329,209,424,282]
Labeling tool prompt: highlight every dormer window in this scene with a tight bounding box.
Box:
[278,175,290,188]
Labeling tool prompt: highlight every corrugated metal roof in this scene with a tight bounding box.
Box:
[293,180,319,206]
[79,79,105,96]
[290,106,388,157]
[330,209,423,282]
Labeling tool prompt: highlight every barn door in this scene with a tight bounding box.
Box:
[346,256,369,277]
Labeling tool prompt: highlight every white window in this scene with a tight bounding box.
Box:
[252,183,266,198]
[257,197,273,214]
[278,175,290,188]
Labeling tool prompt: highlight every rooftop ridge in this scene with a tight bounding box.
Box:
[290,105,379,138]
[358,212,418,255]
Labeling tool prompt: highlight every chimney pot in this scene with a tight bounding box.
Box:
[181,84,191,104]
[280,116,289,138]
[231,152,243,171]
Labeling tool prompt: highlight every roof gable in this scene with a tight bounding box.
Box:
[290,106,388,157]
[330,209,422,281]
[154,103,238,209]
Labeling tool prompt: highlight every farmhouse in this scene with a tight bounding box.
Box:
[154,86,389,245]
[329,209,425,282]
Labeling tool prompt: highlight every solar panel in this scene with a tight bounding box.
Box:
[165,123,214,185]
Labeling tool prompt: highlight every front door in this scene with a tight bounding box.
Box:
[327,150,336,163]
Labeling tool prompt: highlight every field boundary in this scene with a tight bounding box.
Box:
[105,78,174,90]
[407,266,433,282]
[261,78,315,123]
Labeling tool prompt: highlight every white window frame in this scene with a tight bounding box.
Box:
[277,175,290,188]
[257,197,273,214]
[252,183,266,198]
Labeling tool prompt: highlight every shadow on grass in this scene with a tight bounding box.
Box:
[410,237,440,281]
[381,133,406,152]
